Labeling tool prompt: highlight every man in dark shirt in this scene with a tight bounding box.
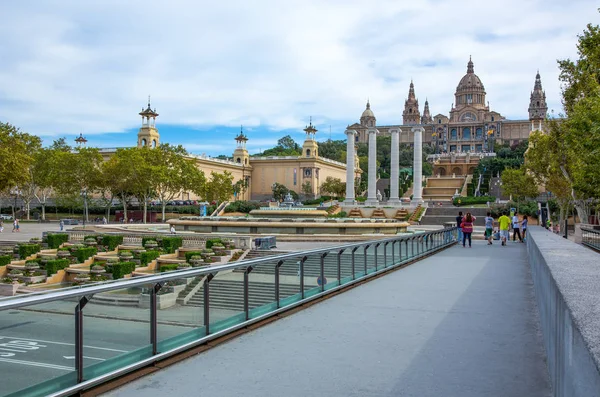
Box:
[456,211,463,242]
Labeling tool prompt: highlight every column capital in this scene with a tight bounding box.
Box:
[389,127,400,134]
[411,126,425,133]
[367,128,379,135]
[344,129,357,136]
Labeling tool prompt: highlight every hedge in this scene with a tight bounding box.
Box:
[452,196,496,206]
[160,264,179,272]
[0,255,11,266]
[161,237,182,253]
[19,244,41,260]
[205,239,223,249]
[47,233,69,249]
[46,259,71,276]
[109,261,136,279]
[101,235,124,251]
[73,247,97,263]
[223,201,261,214]
[141,237,157,247]
[184,251,204,262]
[139,250,161,266]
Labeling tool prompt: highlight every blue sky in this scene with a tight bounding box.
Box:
[0,0,598,157]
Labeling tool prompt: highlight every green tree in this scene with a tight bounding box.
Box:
[203,171,234,203]
[0,122,41,193]
[271,182,289,201]
[33,141,71,220]
[301,181,313,198]
[277,135,300,151]
[500,167,539,211]
[320,177,345,198]
[317,139,346,162]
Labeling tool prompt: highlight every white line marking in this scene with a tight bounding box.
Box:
[0,357,73,371]
[0,336,127,353]
[0,347,27,353]
[63,355,105,361]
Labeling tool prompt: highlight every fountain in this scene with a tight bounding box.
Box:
[248,192,328,218]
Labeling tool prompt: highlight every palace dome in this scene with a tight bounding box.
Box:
[456,57,485,94]
[361,100,375,118]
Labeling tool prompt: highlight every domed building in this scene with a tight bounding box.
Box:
[350,57,548,155]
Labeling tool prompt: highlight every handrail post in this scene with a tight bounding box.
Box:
[351,247,359,279]
[320,253,328,292]
[244,266,253,320]
[384,242,389,268]
[337,249,344,285]
[204,274,214,335]
[300,256,307,298]
[75,296,90,383]
[374,243,381,270]
[363,244,371,276]
[275,260,283,308]
[150,283,163,355]
[391,240,395,265]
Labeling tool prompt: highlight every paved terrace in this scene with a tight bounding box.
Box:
[106,237,552,396]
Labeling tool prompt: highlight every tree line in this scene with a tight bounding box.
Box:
[0,129,238,223]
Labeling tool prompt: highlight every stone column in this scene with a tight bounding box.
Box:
[388,128,400,205]
[343,129,356,205]
[365,128,379,206]
[411,126,424,205]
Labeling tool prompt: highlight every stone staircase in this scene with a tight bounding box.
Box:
[408,205,423,223]
[347,208,363,218]
[419,206,490,226]
[186,280,308,311]
[327,204,341,215]
[422,176,465,201]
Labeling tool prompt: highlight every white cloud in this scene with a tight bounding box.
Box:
[0,0,597,145]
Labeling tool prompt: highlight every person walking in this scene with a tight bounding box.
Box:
[456,211,464,243]
[521,215,528,242]
[59,219,64,231]
[461,212,474,248]
[512,212,523,242]
[0,219,3,233]
[498,211,511,246]
[484,212,494,245]
[15,219,20,233]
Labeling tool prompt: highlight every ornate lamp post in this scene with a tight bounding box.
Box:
[10,188,21,219]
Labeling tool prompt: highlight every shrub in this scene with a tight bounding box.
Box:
[141,237,158,247]
[47,233,69,249]
[160,264,179,272]
[101,235,124,251]
[161,237,182,254]
[73,247,97,263]
[327,211,347,218]
[19,244,41,260]
[0,256,11,266]
[452,196,496,206]
[205,239,223,249]
[184,251,204,262]
[46,259,71,276]
[224,201,261,214]
[139,250,161,266]
[108,261,136,279]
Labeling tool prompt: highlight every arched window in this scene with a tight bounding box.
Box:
[463,127,471,140]
[306,149,311,157]
[236,158,241,163]
[152,139,157,148]
[141,138,147,146]
[409,108,412,114]
[491,116,495,121]
[438,119,441,124]
[369,120,373,127]
[476,128,483,139]
[245,158,248,165]
[451,129,457,140]
[537,101,540,107]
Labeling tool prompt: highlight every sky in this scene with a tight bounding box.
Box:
[0,0,598,157]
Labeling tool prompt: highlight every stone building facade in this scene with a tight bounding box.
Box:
[350,57,548,152]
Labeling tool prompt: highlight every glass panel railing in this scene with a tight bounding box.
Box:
[0,228,458,397]
[1,300,78,397]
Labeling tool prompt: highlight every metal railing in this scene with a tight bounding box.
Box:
[581,226,600,252]
[0,228,457,397]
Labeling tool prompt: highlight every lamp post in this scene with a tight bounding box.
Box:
[10,188,21,219]
[81,188,89,225]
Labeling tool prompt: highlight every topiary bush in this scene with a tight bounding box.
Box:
[19,244,41,260]
[0,255,11,267]
[139,250,161,266]
[205,239,223,249]
[184,251,204,262]
[73,247,97,263]
[45,259,71,276]
[101,235,124,251]
[159,264,179,272]
[47,233,69,249]
[108,261,136,279]
[161,237,182,253]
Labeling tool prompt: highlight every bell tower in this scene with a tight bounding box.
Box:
[137,96,160,148]
[302,118,319,158]
[528,71,548,131]
[402,80,421,125]
[233,126,249,166]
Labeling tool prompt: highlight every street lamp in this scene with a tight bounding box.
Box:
[81,188,89,225]
[10,188,21,219]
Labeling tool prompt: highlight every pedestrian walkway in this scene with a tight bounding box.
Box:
[105,240,551,397]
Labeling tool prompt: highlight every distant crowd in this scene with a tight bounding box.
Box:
[456,210,529,248]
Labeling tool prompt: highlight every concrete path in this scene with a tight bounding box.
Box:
[105,240,552,397]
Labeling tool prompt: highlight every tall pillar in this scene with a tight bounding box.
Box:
[365,128,379,206]
[389,128,400,205]
[343,129,356,205]
[411,126,424,205]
